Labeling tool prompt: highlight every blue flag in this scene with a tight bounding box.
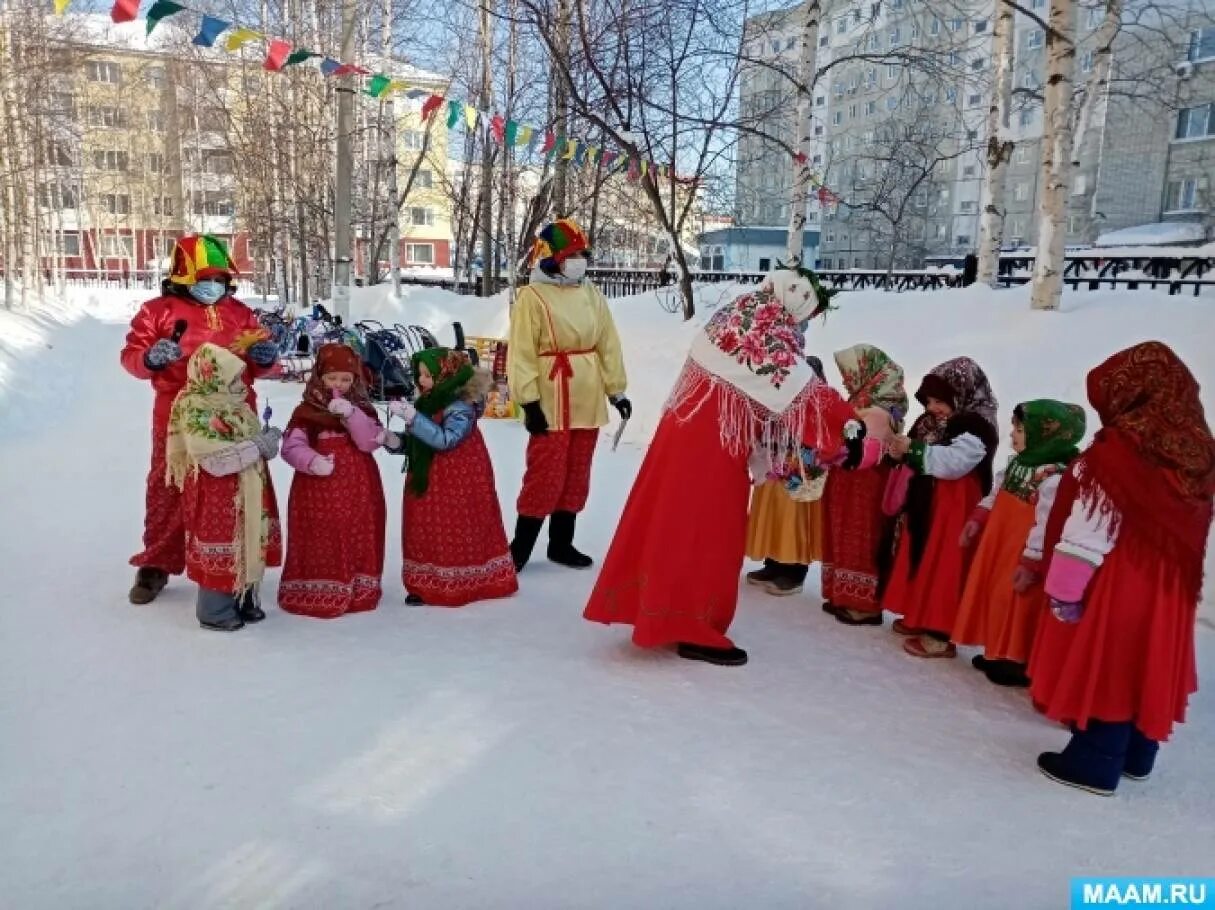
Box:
[193,15,230,48]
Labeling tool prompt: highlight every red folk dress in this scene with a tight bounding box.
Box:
[182,466,282,592]
[820,464,892,612]
[279,434,387,618]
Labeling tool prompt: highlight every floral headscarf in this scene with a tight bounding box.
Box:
[703,286,807,390]
[1002,399,1086,501]
[833,344,909,433]
[910,356,999,443]
[286,343,378,444]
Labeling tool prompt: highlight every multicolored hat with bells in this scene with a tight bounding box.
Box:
[168,234,237,286]
[528,218,589,272]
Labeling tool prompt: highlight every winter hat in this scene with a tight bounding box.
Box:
[315,342,364,378]
[1001,399,1086,501]
[286,343,378,445]
[764,266,838,322]
[529,218,590,272]
[169,234,237,286]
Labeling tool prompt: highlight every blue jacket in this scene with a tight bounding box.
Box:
[406,398,482,452]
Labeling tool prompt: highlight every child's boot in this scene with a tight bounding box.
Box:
[1037,719,1131,796]
[239,586,266,624]
[197,587,245,632]
[1123,727,1159,781]
[129,567,169,605]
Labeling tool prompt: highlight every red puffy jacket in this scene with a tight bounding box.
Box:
[120,293,271,423]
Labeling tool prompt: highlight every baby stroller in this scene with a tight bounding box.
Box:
[356,321,438,401]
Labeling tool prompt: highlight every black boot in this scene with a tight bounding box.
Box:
[405,593,426,606]
[1037,719,1131,796]
[745,560,781,587]
[547,510,593,569]
[510,515,545,572]
[129,567,169,605]
[238,588,266,624]
[677,642,749,666]
[1123,727,1159,781]
[983,659,1030,688]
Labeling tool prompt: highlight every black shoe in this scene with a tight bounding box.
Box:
[761,576,804,596]
[510,515,545,572]
[200,617,246,632]
[676,642,749,666]
[1037,751,1116,796]
[405,593,425,606]
[1123,727,1159,780]
[983,660,1030,688]
[833,607,883,626]
[547,510,593,569]
[238,590,266,624]
[129,567,169,605]
[746,561,780,587]
[822,601,842,615]
[972,654,992,672]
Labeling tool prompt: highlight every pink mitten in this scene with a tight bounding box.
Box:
[327,398,355,418]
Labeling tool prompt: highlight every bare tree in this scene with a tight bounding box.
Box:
[977,0,1015,287]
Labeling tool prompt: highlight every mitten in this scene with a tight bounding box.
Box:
[144,338,183,371]
[388,400,417,423]
[378,429,402,450]
[247,340,279,367]
[327,397,355,418]
[959,520,983,548]
[522,401,548,435]
[1011,563,1040,594]
[310,454,335,477]
[254,427,282,461]
[611,395,632,420]
[1050,599,1085,623]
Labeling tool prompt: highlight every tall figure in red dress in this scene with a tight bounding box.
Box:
[120,234,279,605]
[507,219,630,572]
[1030,342,1214,796]
[584,269,889,667]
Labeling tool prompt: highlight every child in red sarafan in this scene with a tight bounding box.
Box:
[387,348,518,607]
[278,344,388,619]
[166,343,283,632]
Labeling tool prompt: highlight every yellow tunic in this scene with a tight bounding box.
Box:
[745,480,824,565]
[507,280,628,431]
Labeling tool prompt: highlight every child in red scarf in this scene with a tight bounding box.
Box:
[1030,342,1214,796]
[278,344,388,618]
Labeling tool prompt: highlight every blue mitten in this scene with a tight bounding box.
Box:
[248,340,279,367]
[144,338,183,371]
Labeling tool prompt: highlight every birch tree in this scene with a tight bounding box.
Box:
[977,0,1015,287]
[784,0,820,268]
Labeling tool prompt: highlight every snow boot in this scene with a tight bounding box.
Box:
[238,588,266,624]
[761,562,807,596]
[983,659,1030,688]
[1123,727,1159,781]
[196,587,244,633]
[677,642,749,667]
[1037,719,1131,796]
[405,593,426,606]
[510,515,545,572]
[129,567,169,605]
[547,511,593,569]
[746,561,781,587]
[834,607,883,626]
[200,616,246,632]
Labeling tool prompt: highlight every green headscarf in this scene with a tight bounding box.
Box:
[1002,399,1087,501]
[405,347,475,496]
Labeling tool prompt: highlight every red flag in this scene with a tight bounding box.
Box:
[110,0,138,23]
[541,131,556,154]
[491,114,505,145]
[331,63,369,77]
[421,94,444,122]
[793,151,808,166]
[263,39,292,72]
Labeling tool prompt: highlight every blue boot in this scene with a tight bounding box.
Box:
[1037,720,1131,796]
[1123,727,1159,781]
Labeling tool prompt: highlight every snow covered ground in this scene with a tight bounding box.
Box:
[1,282,1213,908]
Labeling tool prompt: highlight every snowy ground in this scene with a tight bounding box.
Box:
[1,285,1214,908]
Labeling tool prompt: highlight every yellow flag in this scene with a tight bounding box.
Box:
[515,125,534,147]
[225,27,263,52]
[54,0,71,14]
[563,139,577,160]
[586,146,600,166]
[464,104,479,129]
[388,80,409,96]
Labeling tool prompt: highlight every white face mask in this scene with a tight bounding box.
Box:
[188,279,227,305]
[561,257,588,283]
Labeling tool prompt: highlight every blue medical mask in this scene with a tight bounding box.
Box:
[188,279,227,305]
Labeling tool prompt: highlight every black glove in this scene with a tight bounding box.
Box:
[841,419,868,470]
[144,338,183,371]
[611,395,632,421]
[522,401,549,436]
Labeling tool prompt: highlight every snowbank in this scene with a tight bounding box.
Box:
[1095,221,1209,248]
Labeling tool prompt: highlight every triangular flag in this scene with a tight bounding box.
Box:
[504,120,519,147]
[225,27,262,52]
[110,0,139,24]
[388,80,410,96]
[193,15,230,47]
[320,58,340,76]
[421,94,444,122]
[541,131,556,154]
[491,115,506,145]
[641,161,651,178]
[516,125,535,148]
[365,74,392,98]
[331,63,369,77]
[54,0,72,15]
[263,39,292,72]
[573,142,587,168]
[601,150,618,170]
[285,49,319,67]
[463,104,479,130]
[146,0,184,35]
[586,146,600,167]
[562,139,577,161]
[627,158,640,181]
[446,100,461,129]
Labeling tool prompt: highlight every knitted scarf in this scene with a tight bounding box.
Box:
[165,343,267,593]
[1002,399,1086,501]
[407,347,475,496]
[286,343,378,445]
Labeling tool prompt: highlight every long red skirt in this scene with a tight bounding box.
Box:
[881,476,981,635]
[131,421,186,575]
[403,427,518,607]
[584,385,751,649]
[1028,547,1199,742]
[821,464,892,612]
[279,435,386,618]
[181,467,282,592]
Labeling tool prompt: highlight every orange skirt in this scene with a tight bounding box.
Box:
[952,491,1045,662]
[745,480,824,565]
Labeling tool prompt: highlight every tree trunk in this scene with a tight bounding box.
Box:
[479,0,495,297]
[978,0,1015,288]
[551,0,571,217]
[785,0,821,267]
[1029,0,1075,311]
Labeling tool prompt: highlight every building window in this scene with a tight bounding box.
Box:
[866,33,880,51]
[815,95,826,107]
[413,168,433,189]
[968,93,983,107]
[1027,30,1044,49]
[88,106,127,129]
[145,66,166,90]
[1067,215,1086,234]
[836,17,847,34]
[913,189,928,207]
[153,196,175,216]
[963,165,977,177]
[50,91,76,117]
[1014,182,1030,201]
[785,36,797,50]
[971,57,984,71]
[1072,174,1088,195]
[1014,146,1032,164]
[1189,27,1215,62]
[146,110,166,132]
[147,153,169,174]
[887,64,898,80]
[889,27,901,46]
[934,223,948,239]
[822,257,833,269]
[887,96,899,111]
[955,234,971,247]
[1166,178,1201,212]
[192,193,233,216]
[930,18,940,35]
[974,19,988,33]
[202,152,233,175]
[814,123,825,137]
[866,67,877,88]
[99,234,134,258]
[1019,107,1035,126]
[86,60,122,84]
[403,130,426,151]
[910,23,920,39]
[92,150,129,172]
[1175,104,1213,140]
[959,200,977,213]
[948,51,960,65]
[1007,217,1025,241]
[1031,0,1044,8]
[945,88,957,103]
[99,193,131,215]
[43,139,76,167]
[409,207,435,227]
[819,34,830,47]
[865,100,877,116]
[826,228,836,242]
[833,111,843,125]
[950,17,964,32]
[45,232,82,256]
[39,183,78,209]
[1080,50,1095,73]
[406,242,435,264]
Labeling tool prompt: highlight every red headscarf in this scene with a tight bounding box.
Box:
[286,343,378,444]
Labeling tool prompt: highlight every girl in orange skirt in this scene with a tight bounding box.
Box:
[387,348,518,607]
[1029,342,1213,796]
[166,343,283,632]
[883,357,999,659]
[952,400,1086,685]
[279,344,388,619]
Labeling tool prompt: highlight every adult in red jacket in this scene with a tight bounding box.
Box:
[121,234,280,604]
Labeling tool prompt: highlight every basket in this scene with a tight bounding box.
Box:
[786,453,828,503]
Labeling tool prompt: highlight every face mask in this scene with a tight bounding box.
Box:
[188,279,227,305]
[561,257,588,283]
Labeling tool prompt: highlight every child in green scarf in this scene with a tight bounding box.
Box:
[386,348,519,607]
[952,399,1087,686]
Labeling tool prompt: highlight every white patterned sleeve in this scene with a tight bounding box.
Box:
[922,432,987,480]
[1023,472,1061,561]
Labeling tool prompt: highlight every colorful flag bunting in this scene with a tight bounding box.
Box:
[193,15,230,47]
[516,125,535,149]
[110,0,139,24]
[365,74,393,98]
[586,146,600,167]
[421,94,444,122]
[54,0,71,15]
[573,142,587,168]
[263,39,292,72]
[491,115,505,145]
[541,131,556,155]
[503,119,518,147]
[225,27,262,52]
[285,49,319,67]
[319,58,340,75]
[146,0,184,35]
[331,63,369,77]
[446,100,461,129]
[463,104,479,130]
[562,139,577,161]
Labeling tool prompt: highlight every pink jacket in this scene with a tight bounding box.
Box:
[282,407,383,474]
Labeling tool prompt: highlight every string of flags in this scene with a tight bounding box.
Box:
[52,0,843,200]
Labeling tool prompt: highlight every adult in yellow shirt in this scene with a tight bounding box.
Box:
[507,219,629,571]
